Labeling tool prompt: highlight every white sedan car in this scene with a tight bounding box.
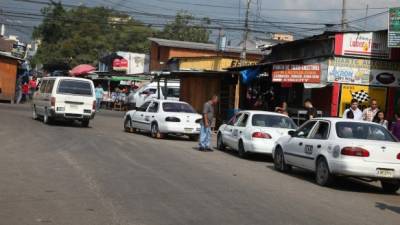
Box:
[217,111,297,158]
[123,100,202,140]
[273,118,400,193]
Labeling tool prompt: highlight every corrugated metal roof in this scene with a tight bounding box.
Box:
[0,51,22,60]
[148,38,263,55]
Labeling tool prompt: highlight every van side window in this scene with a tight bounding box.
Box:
[45,80,55,94]
[39,80,48,93]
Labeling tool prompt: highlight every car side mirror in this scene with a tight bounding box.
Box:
[288,130,296,137]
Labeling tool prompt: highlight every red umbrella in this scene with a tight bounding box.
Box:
[70,64,96,76]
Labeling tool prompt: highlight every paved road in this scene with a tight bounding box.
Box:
[0,104,399,225]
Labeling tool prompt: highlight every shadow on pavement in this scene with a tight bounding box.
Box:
[266,165,394,195]
[217,148,273,162]
[376,202,400,214]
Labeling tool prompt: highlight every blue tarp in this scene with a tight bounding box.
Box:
[240,67,261,85]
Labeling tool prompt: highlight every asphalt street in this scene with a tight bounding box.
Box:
[0,103,399,225]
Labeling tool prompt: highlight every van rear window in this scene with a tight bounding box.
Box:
[57,80,93,96]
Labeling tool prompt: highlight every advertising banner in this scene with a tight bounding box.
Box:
[339,84,387,117]
[389,7,400,48]
[338,32,390,59]
[327,57,400,87]
[272,64,321,83]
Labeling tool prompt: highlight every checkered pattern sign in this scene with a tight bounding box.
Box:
[351,90,371,103]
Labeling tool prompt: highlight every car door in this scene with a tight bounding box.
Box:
[231,113,250,150]
[302,121,331,171]
[145,101,159,131]
[284,120,318,167]
[222,113,242,148]
[35,79,48,115]
[132,101,151,130]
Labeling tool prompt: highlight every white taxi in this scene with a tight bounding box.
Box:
[123,100,202,140]
[273,118,400,193]
[217,111,297,158]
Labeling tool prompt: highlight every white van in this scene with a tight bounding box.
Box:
[32,77,96,127]
[133,81,180,108]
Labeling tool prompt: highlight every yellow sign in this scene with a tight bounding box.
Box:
[339,84,387,116]
[179,57,258,71]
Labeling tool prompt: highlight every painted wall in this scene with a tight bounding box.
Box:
[0,56,18,102]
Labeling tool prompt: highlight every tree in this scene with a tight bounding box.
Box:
[157,12,211,43]
[32,2,156,70]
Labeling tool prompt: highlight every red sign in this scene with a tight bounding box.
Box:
[113,58,128,71]
[272,64,321,83]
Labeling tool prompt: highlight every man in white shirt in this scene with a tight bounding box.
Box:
[343,99,363,120]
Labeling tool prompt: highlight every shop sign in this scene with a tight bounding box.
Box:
[339,84,387,117]
[272,64,321,83]
[113,58,128,71]
[389,7,400,48]
[327,57,400,87]
[230,59,258,68]
[339,32,390,59]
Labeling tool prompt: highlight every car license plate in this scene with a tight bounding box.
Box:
[184,128,193,132]
[69,104,78,109]
[376,169,394,178]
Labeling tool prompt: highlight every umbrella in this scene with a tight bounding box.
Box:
[70,64,96,76]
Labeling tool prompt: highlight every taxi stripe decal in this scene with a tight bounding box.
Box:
[284,152,315,160]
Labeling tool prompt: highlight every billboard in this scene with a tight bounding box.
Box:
[335,32,390,59]
[116,52,150,74]
[272,64,321,83]
[327,57,400,87]
[389,7,400,48]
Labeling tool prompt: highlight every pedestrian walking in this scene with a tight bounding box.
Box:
[372,111,388,129]
[390,112,400,140]
[127,90,136,110]
[199,94,218,152]
[343,99,362,120]
[362,99,379,122]
[22,82,29,102]
[28,77,37,100]
[95,84,104,111]
[303,99,317,120]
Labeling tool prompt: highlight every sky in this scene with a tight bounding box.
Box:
[0,0,399,43]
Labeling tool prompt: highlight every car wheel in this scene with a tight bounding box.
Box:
[380,180,400,194]
[189,134,199,141]
[274,147,291,172]
[316,157,334,186]
[151,123,163,139]
[217,133,225,151]
[238,140,248,158]
[43,109,53,125]
[81,120,90,128]
[32,105,38,120]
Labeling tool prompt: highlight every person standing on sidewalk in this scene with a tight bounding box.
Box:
[343,99,363,120]
[95,84,104,111]
[199,94,218,152]
[362,99,379,122]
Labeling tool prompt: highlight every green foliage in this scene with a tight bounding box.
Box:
[157,12,211,43]
[32,2,156,69]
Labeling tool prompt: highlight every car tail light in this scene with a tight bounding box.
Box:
[93,100,96,110]
[165,117,180,122]
[341,147,370,157]
[397,153,400,160]
[50,97,56,107]
[252,132,272,139]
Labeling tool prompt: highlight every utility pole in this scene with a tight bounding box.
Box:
[341,0,347,31]
[235,0,251,109]
[241,0,251,65]
[364,4,369,30]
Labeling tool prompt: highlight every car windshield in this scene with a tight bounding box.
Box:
[162,87,180,98]
[336,122,397,142]
[252,114,297,129]
[57,80,93,96]
[162,102,196,113]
